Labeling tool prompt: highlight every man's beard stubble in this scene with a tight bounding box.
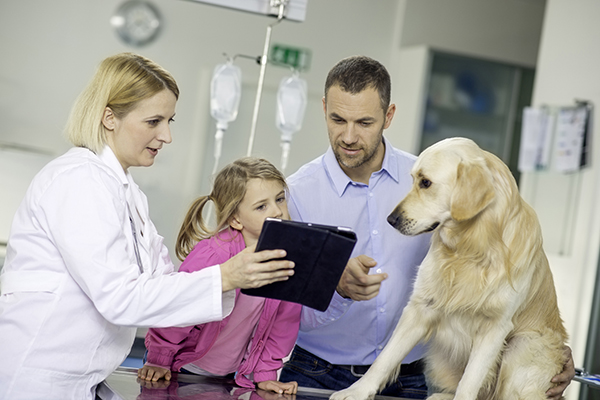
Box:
[332,134,384,170]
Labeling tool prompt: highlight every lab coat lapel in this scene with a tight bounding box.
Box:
[97,146,151,273]
[125,175,151,272]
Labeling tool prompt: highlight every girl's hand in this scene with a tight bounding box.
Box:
[137,364,172,382]
[257,380,298,394]
[220,245,294,292]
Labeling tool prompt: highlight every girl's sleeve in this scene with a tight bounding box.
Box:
[252,301,302,383]
[144,237,236,368]
[178,230,244,274]
[144,325,199,369]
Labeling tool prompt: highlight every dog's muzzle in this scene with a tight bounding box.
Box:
[387,211,414,235]
[388,212,439,235]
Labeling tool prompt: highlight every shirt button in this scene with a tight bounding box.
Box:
[376,268,382,274]
[369,192,374,197]
[379,307,385,313]
[372,230,378,235]
[378,345,383,350]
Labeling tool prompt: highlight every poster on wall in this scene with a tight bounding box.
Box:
[519,107,554,172]
[554,106,589,173]
[519,103,592,174]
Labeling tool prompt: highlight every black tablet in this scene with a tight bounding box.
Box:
[241,218,357,311]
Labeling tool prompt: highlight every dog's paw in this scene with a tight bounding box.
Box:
[329,386,376,400]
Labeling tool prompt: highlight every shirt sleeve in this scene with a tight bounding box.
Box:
[40,163,230,327]
[144,324,200,369]
[178,232,242,274]
[299,291,353,330]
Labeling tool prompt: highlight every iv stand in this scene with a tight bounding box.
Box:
[246,0,287,157]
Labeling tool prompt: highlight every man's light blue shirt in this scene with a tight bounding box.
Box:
[287,137,431,365]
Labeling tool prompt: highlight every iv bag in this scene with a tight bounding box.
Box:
[276,75,307,142]
[210,62,242,129]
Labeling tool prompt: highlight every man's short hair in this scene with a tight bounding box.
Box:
[324,55,391,111]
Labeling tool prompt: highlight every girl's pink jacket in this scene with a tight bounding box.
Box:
[144,228,301,388]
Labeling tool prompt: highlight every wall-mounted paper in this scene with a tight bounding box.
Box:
[554,107,588,173]
[519,107,555,172]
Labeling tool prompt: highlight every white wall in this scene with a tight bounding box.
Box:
[0,0,401,259]
[399,0,546,67]
[0,147,53,244]
[519,0,600,398]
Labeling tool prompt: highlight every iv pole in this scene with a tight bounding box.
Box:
[246,0,288,157]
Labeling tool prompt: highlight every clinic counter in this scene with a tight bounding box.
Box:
[98,367,407,400]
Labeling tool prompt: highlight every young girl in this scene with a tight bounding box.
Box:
[138,157,301,395]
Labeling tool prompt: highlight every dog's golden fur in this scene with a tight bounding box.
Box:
[330,138,567,400]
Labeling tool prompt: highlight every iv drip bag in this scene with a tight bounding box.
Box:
[209,62,241,177]
[276,75,307,142]
[210,62,242,130]
[276,74,307,173]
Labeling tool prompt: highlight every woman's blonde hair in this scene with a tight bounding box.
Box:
[66,52,179,153]
[175,157,287,261]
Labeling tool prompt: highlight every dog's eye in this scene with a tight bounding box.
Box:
[419,179,432,189]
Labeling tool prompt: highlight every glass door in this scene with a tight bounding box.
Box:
[419,51,535,181]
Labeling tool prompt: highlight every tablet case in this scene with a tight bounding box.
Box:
[241,218,357,312]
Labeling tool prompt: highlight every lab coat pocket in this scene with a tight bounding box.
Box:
[9,366,92,400]
[0,271,64,358]
[0,292,67,399]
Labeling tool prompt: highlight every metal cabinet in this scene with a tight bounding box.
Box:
[391,47,534,183]
[419,51,535,181]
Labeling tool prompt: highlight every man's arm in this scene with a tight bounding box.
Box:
[546,346,575,399]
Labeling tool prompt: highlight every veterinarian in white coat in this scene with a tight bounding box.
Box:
[0,53,294,400]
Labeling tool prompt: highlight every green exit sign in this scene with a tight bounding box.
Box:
[270,44,311,71]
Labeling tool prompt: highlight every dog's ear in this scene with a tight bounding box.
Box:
[450,160,495,221]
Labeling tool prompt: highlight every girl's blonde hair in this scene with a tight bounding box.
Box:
[66,52,179,153]
[175,157,287,261]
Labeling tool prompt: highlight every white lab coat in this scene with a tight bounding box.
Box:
[0,146,234,400]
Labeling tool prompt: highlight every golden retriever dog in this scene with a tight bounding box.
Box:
[330,137,567,400]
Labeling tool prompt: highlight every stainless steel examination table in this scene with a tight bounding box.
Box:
[98,367,407,400]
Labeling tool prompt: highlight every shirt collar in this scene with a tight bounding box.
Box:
[97,145,130,186]
[324,136,400,196]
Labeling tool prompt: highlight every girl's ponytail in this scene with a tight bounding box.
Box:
[175,195,213,261]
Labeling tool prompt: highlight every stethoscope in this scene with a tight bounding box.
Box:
[126,203,143,273]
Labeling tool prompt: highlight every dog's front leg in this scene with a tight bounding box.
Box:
[453,321,513,400]
[330,302,433,400]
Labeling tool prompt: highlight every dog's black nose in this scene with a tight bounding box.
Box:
[387,213,400,229]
